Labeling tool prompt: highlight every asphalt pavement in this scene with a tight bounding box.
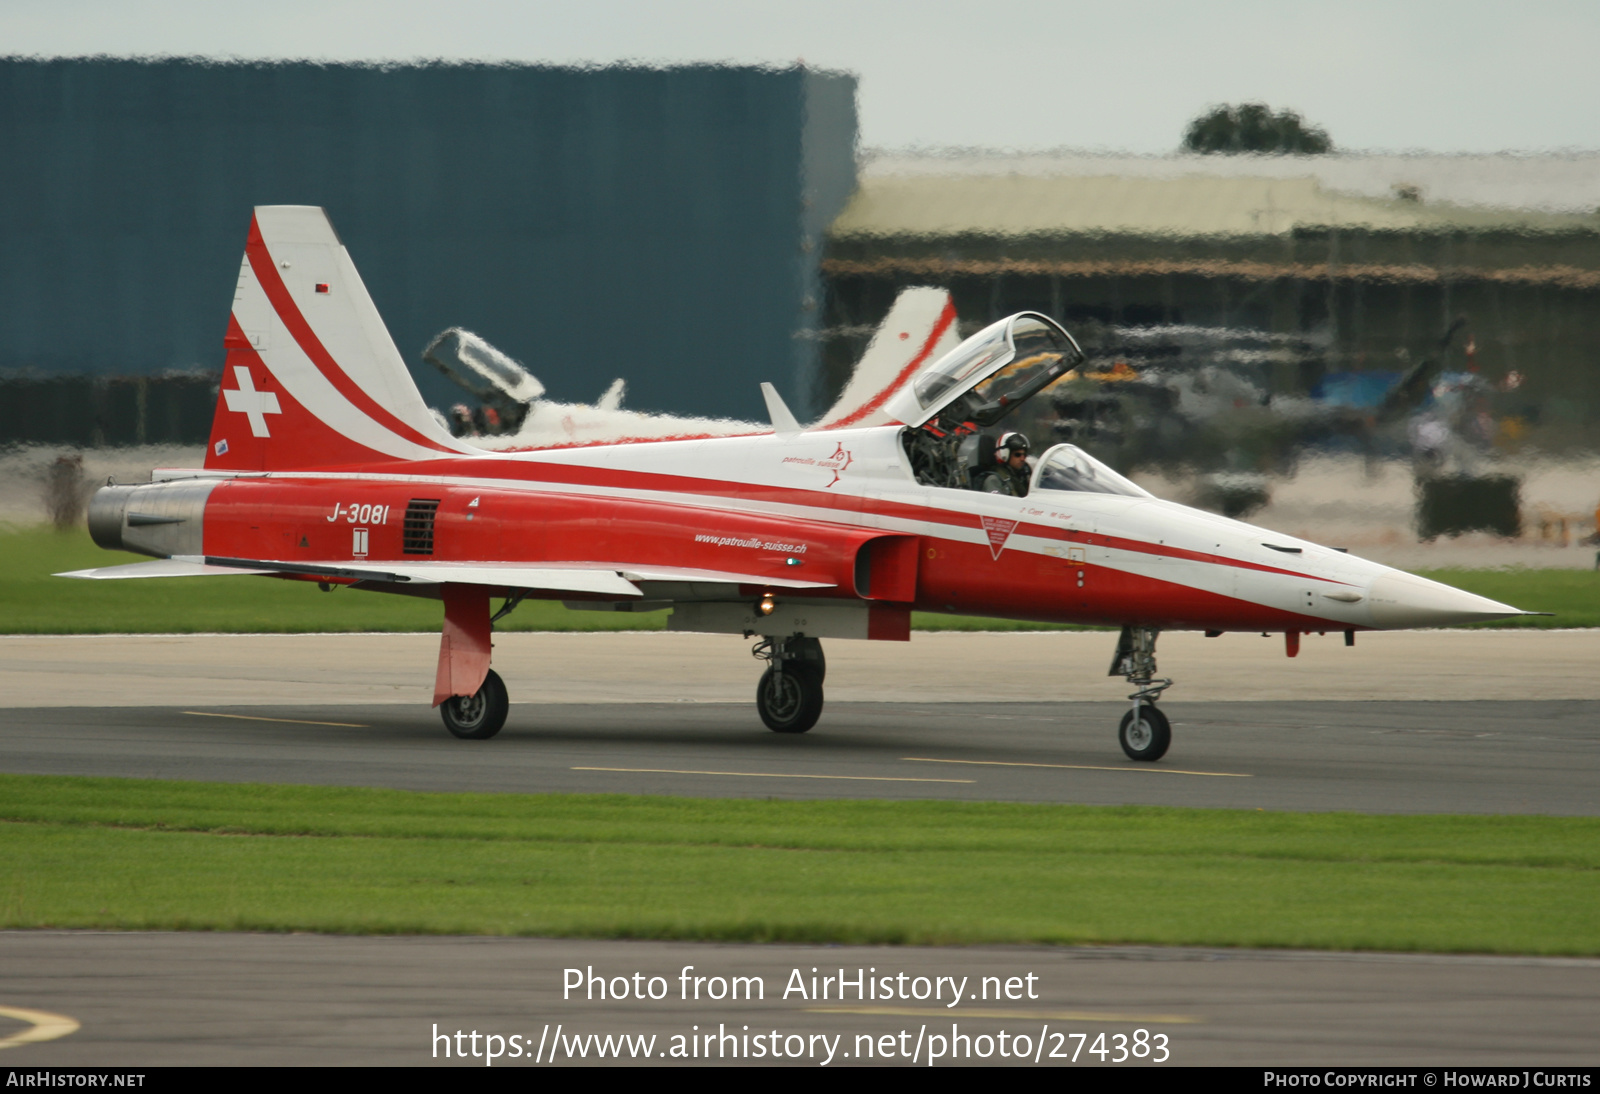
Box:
[3,933,1597,1067]
[2,698,1597,814]
[4,631,1598,1066]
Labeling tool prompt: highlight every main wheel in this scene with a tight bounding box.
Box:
[1118,704,1171,762]
[441,668,509,740]
[756,665,823,734]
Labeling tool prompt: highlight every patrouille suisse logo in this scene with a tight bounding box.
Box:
[981,515,1019,559]
[785,443,854,487]
[819,443,853,487]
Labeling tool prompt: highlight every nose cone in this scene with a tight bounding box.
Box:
[1367,570,1526,628]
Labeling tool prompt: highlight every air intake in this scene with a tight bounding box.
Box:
[402,499,440,555]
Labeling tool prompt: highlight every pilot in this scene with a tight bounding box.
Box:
[980,432,1032,497]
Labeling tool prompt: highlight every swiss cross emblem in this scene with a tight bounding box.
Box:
[981,515,1018,559]
[222,365,283,438]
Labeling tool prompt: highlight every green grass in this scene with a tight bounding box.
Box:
[2,524,1595,633]
[2,774,1598,953]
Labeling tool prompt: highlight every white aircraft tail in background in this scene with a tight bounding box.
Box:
[813,287,960,430]
[424,286,962,450]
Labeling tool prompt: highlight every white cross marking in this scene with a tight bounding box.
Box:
[223,365,282,438]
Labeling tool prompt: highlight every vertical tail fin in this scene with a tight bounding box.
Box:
[204,206,470,471]
[814,287,961,430]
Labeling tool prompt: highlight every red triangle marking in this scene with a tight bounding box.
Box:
[981,516,1019,559]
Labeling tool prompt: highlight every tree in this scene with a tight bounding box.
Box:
[1182,103,1332,154]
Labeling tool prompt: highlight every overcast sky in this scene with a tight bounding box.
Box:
[5,0,1597,154]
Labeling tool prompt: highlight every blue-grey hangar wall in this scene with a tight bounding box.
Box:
[0,58,859,443]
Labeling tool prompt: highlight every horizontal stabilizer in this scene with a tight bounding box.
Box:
[55,559,276,580]
[188,557,644,595]
[57,557,834,595]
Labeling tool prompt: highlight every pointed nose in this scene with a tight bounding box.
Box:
[1367,570,1526,628]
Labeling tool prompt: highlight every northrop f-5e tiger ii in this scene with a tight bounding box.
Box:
[62,207,1530,760]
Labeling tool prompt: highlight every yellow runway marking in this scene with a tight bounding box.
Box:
[805,1005,1199,1024]
[574,767,974,784]
[184,711,368,728]
[0,1006,81,1050]
[903,757,1251,778]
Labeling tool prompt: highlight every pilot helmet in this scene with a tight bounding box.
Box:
[996,431,1030,461]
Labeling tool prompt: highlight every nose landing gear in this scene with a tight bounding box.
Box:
[1110,625,1173,761]
[753,635,825,734]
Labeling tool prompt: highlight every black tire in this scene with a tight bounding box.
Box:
[788,636,826,684]
[1118,704,1171,761]
[441,668,509,740]
[756,665,823,734]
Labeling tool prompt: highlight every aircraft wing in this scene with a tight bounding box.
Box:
[56,557,835,595]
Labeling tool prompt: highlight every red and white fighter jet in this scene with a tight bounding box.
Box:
[63,207,1527,760]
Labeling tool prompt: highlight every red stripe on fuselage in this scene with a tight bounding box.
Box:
[920,534,1358,630]
[204,473,1356,631]
[200,477,879,593]
[488,429,770,453]
[389,453,1352,588]
[244,215,456,457]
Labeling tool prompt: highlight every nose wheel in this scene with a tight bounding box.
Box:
[752,635,826,733]
[440,668,509,739]
[756,665,824,733]
[1110,625,1174,761]
[1118,704,1171,761]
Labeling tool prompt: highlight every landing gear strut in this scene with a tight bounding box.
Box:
[1109,625,1172,761]
[435,585,511,740]
[753,635,825,734]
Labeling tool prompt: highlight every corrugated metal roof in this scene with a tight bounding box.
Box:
[830,173,1599,239]
[859,150,1600,213]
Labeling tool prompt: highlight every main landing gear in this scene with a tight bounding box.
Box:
[440,668,509,740]
[437,587,518,741]
[1110,625,1173,761]
[753,635,826,734]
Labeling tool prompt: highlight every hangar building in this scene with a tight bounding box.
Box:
[821,151,1600,452]
[0,58,857,445]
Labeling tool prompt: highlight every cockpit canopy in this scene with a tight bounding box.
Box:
[1030,443,1152,498]
[889,313,1085,429]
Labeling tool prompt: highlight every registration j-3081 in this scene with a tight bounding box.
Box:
[326,502,392,524]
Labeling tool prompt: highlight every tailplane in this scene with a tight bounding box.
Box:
[204,206,470,471]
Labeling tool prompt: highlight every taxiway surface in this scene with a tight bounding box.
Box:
[4,699,1598,814]
[3,933,1598,1067]
[2,630,1596,814]
[6,629,1599,706]
[4,631,1597,1066]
